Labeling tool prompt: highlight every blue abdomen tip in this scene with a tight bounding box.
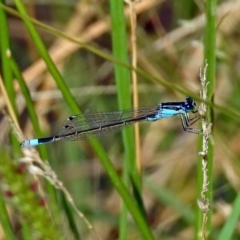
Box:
[20,139,39,147]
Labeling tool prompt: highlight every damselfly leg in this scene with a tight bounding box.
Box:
[180,112,202,134]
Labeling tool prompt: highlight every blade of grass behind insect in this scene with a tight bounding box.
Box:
[196,0,216,239]
[13,1,155,239]
[218,192,240,240]
[0,0,21,154]
[0,0,16,115]
[9,57,49,160]
[110,0,145,239]
[0,186,16,240]
[13,0,79,112]
[0,3,23,238]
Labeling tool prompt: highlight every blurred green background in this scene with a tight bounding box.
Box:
[1,0,240,239]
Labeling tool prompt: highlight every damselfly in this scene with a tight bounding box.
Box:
[20,97,201,147]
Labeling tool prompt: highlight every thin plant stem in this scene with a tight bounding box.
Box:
[197,62,212,240]
[196,0,216,238]
[126,0,142,175]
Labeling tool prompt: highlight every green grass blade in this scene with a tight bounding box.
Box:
[202,0,216,233]
[0,191,16,240]
[13,0,80,113]
[218,192,240,240]
[110,0,145,239]
[0,1,16,115]
[10,57,48,160]
[0,0,20,155]
[196,0,217,239]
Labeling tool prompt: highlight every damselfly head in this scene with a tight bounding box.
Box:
[185,97,197,113]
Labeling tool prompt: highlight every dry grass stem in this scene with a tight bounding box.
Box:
[197,61,212,240]
[125,0,141,172]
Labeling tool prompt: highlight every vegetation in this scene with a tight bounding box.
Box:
[0,0,240,239]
